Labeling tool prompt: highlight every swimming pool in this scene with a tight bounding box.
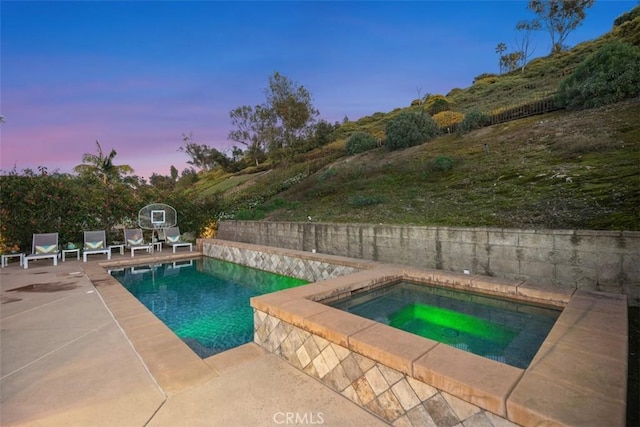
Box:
[110,257,307,358]
[329,280,561,368]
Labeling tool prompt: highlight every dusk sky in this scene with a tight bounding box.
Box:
[1,1,635,180]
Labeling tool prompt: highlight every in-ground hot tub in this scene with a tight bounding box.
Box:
[327,279,561,369]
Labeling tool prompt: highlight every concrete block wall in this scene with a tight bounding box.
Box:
[217,221,640,304]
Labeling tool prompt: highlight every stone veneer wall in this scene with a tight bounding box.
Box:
[217,221,640,304]
[202,240,362,282]
[254,310,516,426]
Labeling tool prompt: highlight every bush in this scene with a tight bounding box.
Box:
[424,94,451,115]
[613,5,639,27]
[473,73,499,84]
[613,16,640,47]
[234,208,265,220]
[345,132,378,155]
[474,76,499,85]
[385,110,440,151]
[431,155,455,172]
[348,195,384,207]
[458,110,490,133]
[432,111,464,129]
[555,41,640,109]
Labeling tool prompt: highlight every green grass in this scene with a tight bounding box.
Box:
[262,99,640,230]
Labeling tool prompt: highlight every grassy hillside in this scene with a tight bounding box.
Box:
[194,11,640,231]
[268,99,639,230]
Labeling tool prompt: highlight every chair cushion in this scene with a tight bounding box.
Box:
[167,235,180,243]
[86,241,104,249]
[128,238,144,246]
[35,244,57,254]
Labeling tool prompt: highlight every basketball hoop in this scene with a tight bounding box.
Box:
[138,204,177,252]
[138,203,177,230]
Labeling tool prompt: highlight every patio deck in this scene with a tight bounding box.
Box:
[0,251,387,426]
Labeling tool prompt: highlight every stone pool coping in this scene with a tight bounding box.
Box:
[250,262,628,426]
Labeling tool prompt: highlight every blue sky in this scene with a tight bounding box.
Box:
[1,1,635,179]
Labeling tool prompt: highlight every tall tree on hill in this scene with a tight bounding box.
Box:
[496,42,507,73]
[229,72,319,166]
[228,104,275,166]
[180,133,240,173]
[264,72,319,163]
[522,0,595,54]
[515,20,537,71]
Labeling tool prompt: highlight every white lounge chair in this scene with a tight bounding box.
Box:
[124,228,151,257]
[24,233,59,269]
[163,227,193,253]
[83,230,111,262]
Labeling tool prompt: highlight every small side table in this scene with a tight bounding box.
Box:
[109,244,125,255]
[1,252,25,268]
[62,248,80,262]
[151,242,162,252]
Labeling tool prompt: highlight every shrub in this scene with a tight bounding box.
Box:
[234,208,265,220]
[613,16,640,46]
[345,132,378,155]
[613,5,639,27]
[318,167,337,181]
[473,72,499,84]
[385,110,440,151]
[431,155,455,172]
[458,110,491,133]
[348,195,384,207]
[555,40,640,109]
[474,76,499,85]
[424,94,451,115]
[432,111,464,129]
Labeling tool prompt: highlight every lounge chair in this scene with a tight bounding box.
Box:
[124,228,151,257]
[163,227,193,253]
[24,233,59,269]
[83,230,111,262]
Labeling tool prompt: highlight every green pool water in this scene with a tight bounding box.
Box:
[330,281,561,368]
[110,258,307,358]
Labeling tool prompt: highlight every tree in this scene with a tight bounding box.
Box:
[74,141,134,184]
[149,173,175,190]
[264,72,319,162]
[179,133,216,172]
[515,21,537,70]
[228,72,319,165]
[311,120,338,148]
[228,104,275,166]
[500,51,525,73]
[496,43,507,73]
[524,0,595,54]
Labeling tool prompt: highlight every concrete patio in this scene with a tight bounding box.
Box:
[0,252,389,427]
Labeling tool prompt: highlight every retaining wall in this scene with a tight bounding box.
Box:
[217,221,640,304]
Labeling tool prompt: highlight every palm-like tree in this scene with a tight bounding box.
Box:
[74,141,134,184]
